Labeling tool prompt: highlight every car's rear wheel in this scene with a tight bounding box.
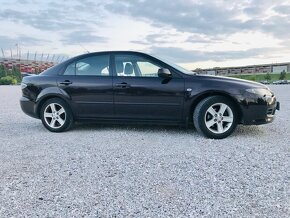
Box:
[40,98,74,132]
[193,96,238,139]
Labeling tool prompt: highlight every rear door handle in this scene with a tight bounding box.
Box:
[59,80,72,85]
[115,82,130,88]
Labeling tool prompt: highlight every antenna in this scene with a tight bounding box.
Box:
[78,43,90,53]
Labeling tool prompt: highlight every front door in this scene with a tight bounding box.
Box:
[113,53,185,122]
[57,54,114,118]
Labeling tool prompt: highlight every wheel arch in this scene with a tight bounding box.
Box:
[189,91,243,124]
[35,88,72,118]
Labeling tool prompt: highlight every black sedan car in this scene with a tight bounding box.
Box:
[20,51,279,139]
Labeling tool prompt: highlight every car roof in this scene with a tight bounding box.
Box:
[74,51,149,58]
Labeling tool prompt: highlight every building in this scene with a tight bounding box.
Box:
[195,62,290,76]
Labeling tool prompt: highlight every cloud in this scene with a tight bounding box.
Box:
[0,9,78,31]
[0,35,49,49]
[61,31,107,45]
[0,1,105,31]
[131,33,180,45]
[106,0,290,38]
[149,46,277,63]
[0,0,289,66]
[273,4,290,14]
[106,1,241,35]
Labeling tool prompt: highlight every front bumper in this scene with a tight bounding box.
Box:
[241,99,279,125]
[20,96,39,119]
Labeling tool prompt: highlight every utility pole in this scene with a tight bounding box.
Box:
[55,55,60,63]
[27,51,29,62]
[51,54,55,62]
[15,43,19,59]
[60,56,65,63]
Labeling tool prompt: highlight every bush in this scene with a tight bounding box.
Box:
[279,70,286,80]
[264,72,271,81]
[0,76,17,85]
[0,64,7,78]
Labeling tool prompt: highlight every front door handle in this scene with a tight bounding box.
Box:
[115,82,130,89]
[59,80,72,85]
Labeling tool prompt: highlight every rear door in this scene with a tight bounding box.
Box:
[112,53,185,122]
[57,54,114,118]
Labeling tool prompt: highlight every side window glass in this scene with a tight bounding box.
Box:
[114,55,161,77]
[76,55,110,76]
[137,61,159,77]
[115,60,136,77]
[63,62,75,75]
[63,55,110,76]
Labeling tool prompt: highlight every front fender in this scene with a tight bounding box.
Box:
[183,90,242,124]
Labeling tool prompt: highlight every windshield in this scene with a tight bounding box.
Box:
[152,55,197,75]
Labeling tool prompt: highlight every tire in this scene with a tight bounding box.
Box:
[40,98,74,132]
[193,96,238,139]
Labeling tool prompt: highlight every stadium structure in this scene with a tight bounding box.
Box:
[0,47,67,74]
[195,62,290,75]
[0,57,56,74]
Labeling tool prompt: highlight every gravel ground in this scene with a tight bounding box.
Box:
[0,85,289,217]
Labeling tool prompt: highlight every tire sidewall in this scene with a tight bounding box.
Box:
[194,96,238,139]
[40,98,73,132]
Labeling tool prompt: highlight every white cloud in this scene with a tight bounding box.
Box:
[0,0,289,69]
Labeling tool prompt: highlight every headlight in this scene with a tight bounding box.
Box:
[245,88,272,96]
[245,88,274,103]
[21,83,27,89]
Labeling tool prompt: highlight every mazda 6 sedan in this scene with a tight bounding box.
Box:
[20,51,280,139]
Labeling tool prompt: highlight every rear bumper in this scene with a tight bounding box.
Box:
[20,96,39,119]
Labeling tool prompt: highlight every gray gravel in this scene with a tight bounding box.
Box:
[0,85,289,217]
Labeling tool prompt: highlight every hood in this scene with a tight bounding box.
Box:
[194,74,268,89]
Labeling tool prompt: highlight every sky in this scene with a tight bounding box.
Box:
[0,0,290,69]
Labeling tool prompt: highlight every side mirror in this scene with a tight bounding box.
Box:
[158,68,172,78]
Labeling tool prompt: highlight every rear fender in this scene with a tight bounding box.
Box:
[35,87,72,117]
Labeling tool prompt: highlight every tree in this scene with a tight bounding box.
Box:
[264,72,271,81]
[279,70,286,80]
[0,64,7,78]
[11,66,22,83]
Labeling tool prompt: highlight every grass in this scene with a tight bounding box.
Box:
[229,73,290,82]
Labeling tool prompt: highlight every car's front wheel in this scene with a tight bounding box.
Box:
[193,96,238,139]
[40,98,74,132]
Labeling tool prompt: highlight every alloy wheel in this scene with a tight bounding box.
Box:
[204,103,234,134]
[43,103,66,129]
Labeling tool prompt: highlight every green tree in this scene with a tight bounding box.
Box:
[279,70,286,80]
[11,66,22,83]
[264,72,271,81]
[0,64,7,78]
